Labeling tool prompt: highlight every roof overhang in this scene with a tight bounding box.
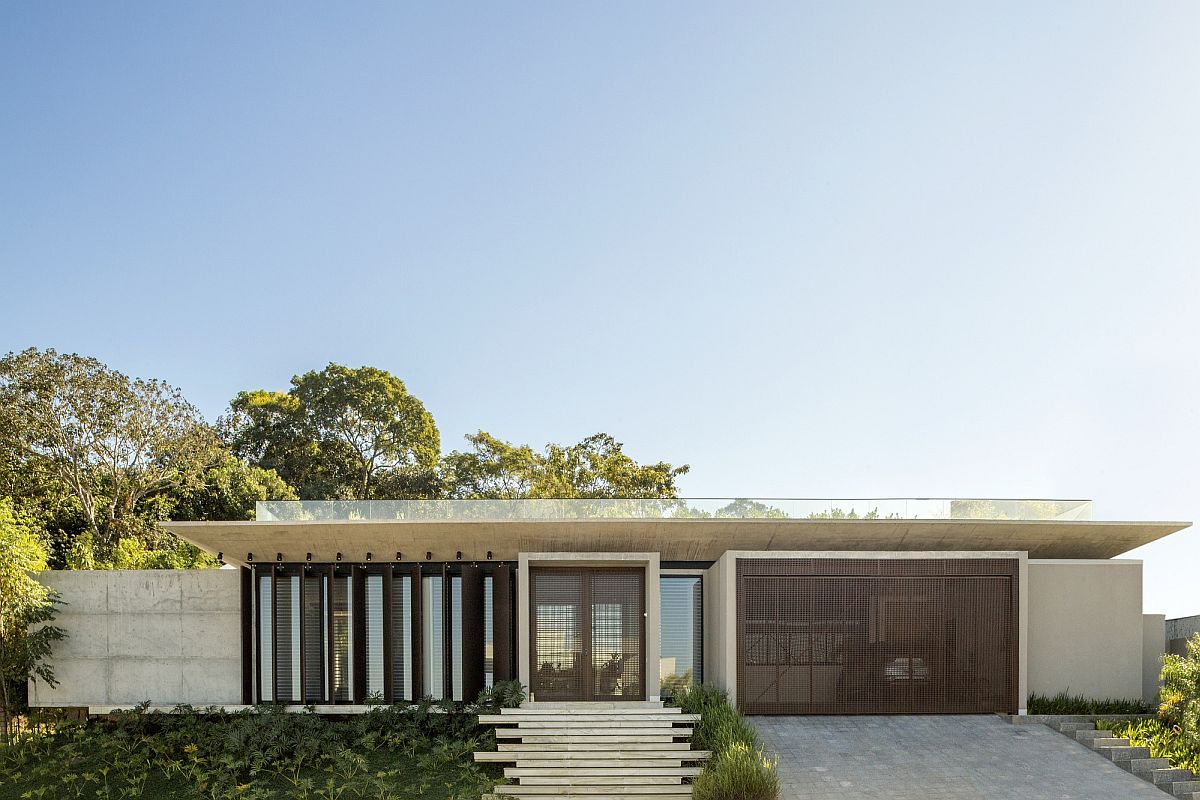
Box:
[162,518,1193,567]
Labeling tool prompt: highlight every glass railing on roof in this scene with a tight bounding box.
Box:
[255,498,1093,522]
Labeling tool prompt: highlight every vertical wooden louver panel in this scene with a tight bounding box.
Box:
[492,564,513,682]
[461,564,485,702]
[736,558,1018,715]
[390,569,413,702]
[352,567,367,703]
[408,565,423,701]
[274,573,299,703]
[241,567,253,704]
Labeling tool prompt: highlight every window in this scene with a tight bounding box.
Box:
[423,575,444,699]
[392,573,412,701]
[660,575,703,697]
[332,574,352,702]
[483,574,494,689]
[258,574,273,702]
[365,574,385,700]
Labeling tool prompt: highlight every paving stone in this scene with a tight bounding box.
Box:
[752,715,1168,800]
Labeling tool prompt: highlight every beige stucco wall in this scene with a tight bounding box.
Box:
[1142,614,1165,704]
[1026,559,1145,702]
[30,569,242,709]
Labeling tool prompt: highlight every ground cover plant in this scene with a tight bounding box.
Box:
[0,682,525,800]
[1095,717,1200,773]
[1026,691,1153,715]
[668,684,778,800]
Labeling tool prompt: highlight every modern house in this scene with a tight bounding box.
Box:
[31,498,1192,716]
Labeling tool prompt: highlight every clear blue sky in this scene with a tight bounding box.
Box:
[2,3,1198,615]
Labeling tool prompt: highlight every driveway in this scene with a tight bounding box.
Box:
[752,715,1167,800]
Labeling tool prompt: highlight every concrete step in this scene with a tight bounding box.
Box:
[472,753,705,762]
[482,714,699,724]
[1076,729,1117,742]
[1131,758,1174,775]
[499,742,695,752]
[494,786,692,796]
[1170,781,1200,797]
[519,702,665,710]
[487,718,698,728]
[514,777,695,787]
[478,753,711,765]
[1057,722,1096,733]
[497,728,692,739]
[507,768,702,779]
[1152,769,1196,786]
[503,735,691,745]
[1097,745,1151,762]
[1086,737,1130,749]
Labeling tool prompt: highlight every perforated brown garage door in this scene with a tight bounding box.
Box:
[736,558,1018,714]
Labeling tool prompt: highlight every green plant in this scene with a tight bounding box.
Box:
[1096,717,1200,773]
[668,684,777,800]
[1026,691,1153,715]
[691,741,779,800]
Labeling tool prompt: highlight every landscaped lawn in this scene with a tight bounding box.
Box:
[0,702,506,800]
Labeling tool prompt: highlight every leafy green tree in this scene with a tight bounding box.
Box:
[0,499,65,734]
[168,451,297,521]
[715,499,787,518]
[225,364,441,500]
[1160,633,1200,757]
[0,348,219,559]
[443,431,688,499]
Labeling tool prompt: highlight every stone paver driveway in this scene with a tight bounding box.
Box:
[752,715,1167,800]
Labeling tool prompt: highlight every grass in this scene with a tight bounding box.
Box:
[1096,717,1200,774]
[0,685,526,800]
[668,684,778,800]
[1026,691,1154,715]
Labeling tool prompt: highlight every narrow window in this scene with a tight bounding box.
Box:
[332,574,353,702]
[659,575,703,697]
[392,573,412,701]
[302,572,326,703]
[258,574,273,702]
[423,575,444,699]
[483,574,494,690]
[274,574,300,702]
[365,574,385,700]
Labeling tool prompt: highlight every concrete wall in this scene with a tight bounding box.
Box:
[30,569,242,709]
[1166,614,1200,656]
[1026,559,1145,702]
[1142,614,1166,703]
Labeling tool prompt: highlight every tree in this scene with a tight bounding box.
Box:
[0,349,219,559]
[443,431,688,499]
[715,499,787,518]
[0,499,65,736]
[225,364,441,500]
[168,450,298,522]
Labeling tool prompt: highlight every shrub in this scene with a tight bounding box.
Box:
[1026,691,1153,715]
[669,684,777,800]
[692,741,778,800]
[1096,717,1200,774]
[1158,633,1200,765]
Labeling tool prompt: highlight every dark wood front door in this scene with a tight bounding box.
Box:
[530,567,645,701]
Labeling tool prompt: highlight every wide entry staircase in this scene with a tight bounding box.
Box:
[475,701,709,798]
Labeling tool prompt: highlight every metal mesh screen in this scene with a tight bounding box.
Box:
[737,558,1017,714]
[530,568,644,701]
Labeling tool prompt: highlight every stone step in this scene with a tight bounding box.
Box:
[478,752,712,764]
[1152,769,1195,786]
[1131,758,1174,775]
[515,777,694,787]
[486,718,699,728]
[1171,781,1200,797]
[1097,745,1151,762]
[1057,722,1096,733]
[503,735,691,745]
[507,767,701,778]
[520,702,665,710]
[1086,737,1130,749]
[497,728,692,739]
[494,786,692,796]
[482,714,699,724]
[499,742,695,752]
[1076,729,1117,742]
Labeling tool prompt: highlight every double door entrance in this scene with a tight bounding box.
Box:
[529,567,645,701]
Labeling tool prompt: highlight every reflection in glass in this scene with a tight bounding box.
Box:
[660,575,703,697]
[392,573,412,701]
[365,574,384,699]
[423,576,444,699]
[259,575,273,702]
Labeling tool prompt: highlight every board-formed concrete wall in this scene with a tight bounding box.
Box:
[29,569,242,709]
[1026,559,1146,702]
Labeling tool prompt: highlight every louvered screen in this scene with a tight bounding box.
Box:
[530,570,585,701]
[530,568,645,701]
[258,574,273,702]
[274,574,300,703]
[332,574,352,703]
[483,574,494,689]
[302,573,326,703]
[737,558,1017,714]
